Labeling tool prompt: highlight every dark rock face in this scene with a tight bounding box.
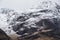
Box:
[16,27,37,35]
[36,18,60,38]
[38,9,52,13]
[16,16,26,21]
[12,17,60,40]
[12,23,25,31]
[36,18,57,30]
[16,15,29,22]
[0,29,11,40]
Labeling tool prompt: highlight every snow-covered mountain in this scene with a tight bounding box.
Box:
[0,1,60,39]
[11,1,60,37]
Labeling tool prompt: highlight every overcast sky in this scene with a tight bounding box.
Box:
[0,0,60,11]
